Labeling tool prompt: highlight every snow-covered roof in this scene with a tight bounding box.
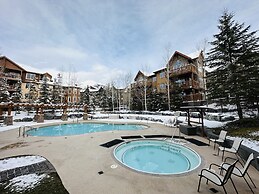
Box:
[187,51,201,59]
[153,67,166,73]
[88,84,104,92]
[20,63,49,75]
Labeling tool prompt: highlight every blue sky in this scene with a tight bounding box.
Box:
[0,0,258,87]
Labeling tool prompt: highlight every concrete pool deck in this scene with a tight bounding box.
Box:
[0,121,258,194]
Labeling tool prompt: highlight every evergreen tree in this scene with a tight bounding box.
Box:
[147,91,167,111]
[10,80,22,103]
[206,11,259,119]
[0,78,9,102]
[52,83,62,104]
[131,84,144,111]
[38,76,51,104]
[28,83,38,103]
[170,83,183,110]
[81,86,90,105]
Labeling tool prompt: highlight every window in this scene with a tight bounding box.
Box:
[160,72,165,78]
[152,77,157,82]
[173,60,183,70]
[25,83,31,89]
[160,83,166,89]
[26,73,35,80]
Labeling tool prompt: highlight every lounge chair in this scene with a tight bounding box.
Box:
[221,153,256,193]
[218,138,243,161]
[209,130,227,149]
[197,160,238,194]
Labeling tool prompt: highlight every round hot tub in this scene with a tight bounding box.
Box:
[114,139,201,175]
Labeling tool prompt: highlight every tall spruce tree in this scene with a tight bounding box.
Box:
[206,11,259,119]
[28,83,38,103]
[0,78,10,102]
[81,86,90,105]
[10,80,22,103]
[38,76,51,104]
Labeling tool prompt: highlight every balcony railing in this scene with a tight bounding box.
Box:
[171,64,198,76]
[7,85,17,91]
[178,80,200,89]
[183,93,203,102]
[0,72,21,80]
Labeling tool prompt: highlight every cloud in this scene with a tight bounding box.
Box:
[1,0,258,87]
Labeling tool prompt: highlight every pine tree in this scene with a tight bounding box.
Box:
[10,80,22,103]
[170,82,183,110]
[28,83,38,103]
[38,76,51,104]
[52,83,62,104]
[206,11,259,119]
[0,78,10,102]
[147,91,167,111]
[81,86,90,105]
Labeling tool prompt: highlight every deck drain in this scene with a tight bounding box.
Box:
[209,188,218,193]
[98,171,104,175]
[111,164,118,169]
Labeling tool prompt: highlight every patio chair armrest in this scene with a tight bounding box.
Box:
[209,163,222,169]
[200,169,222,182]
[224,157,238,163]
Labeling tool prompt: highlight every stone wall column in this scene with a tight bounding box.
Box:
[37,114,44,123]
[83,113,88,120]
[61,114,68,121]
[83,105,88,120]
[61,105,68,121]
[4,115,13,125]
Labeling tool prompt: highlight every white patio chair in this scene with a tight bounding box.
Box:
[197,160,238,194]
[221,153,256,193]
[209,130,227,149]
[218,138,243,161]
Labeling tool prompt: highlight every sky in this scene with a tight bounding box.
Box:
[0,0,258,88]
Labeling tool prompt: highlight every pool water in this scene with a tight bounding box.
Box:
[26,123,146,137]
[114,140,201,175]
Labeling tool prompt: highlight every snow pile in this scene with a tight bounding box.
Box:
[249,131,259,137]
[227,136,259,152]
[0,156,46,171]
[5,173,48,192]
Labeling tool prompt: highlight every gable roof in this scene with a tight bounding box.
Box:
[134,70,146,81]
[0,56,26,72]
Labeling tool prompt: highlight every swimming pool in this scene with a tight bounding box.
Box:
[26,123,147,137]
[114,140,201,175]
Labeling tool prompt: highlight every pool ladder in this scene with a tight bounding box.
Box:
[18,125,33,137]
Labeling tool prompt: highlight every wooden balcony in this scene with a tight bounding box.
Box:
[0,72,21,80]
[178,80,200,90]
[171,64,198,76]
[7,85,17,91]
[183,93,203,102]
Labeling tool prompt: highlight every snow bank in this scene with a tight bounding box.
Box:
[0,156,46,171]
[6,173,48,192]
[227,136,259,152]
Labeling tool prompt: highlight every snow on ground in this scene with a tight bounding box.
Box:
[4,173,48,192]
[0,156,46,172]
[227,136,259,152]
[0,111,258,152]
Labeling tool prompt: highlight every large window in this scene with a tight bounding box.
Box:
[173,60,183,70]
[160,72,165,78]
[26,73,35,80]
